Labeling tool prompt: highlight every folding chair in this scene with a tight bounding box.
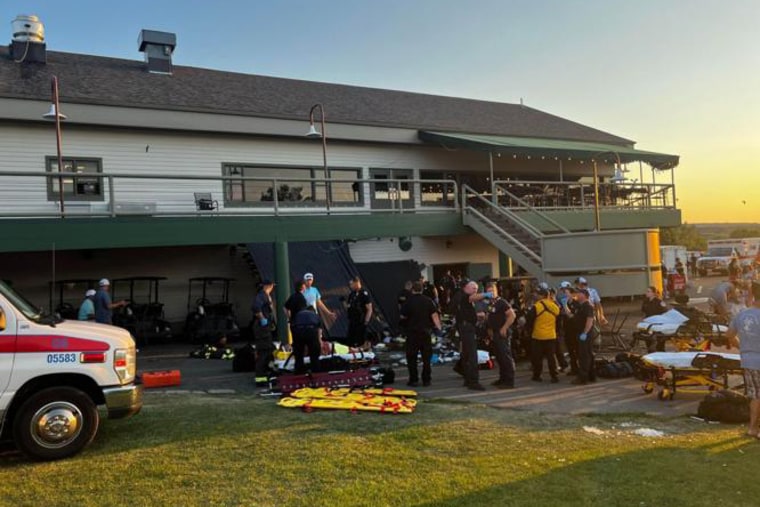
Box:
[194,192,218,211]
[602,309,629,351]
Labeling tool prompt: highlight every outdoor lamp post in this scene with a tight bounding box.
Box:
[591,151,622,232]
[306,103,330,210]
[42,75,67,216]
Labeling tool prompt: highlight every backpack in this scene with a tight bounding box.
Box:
[232,344,256,372]
[697,390,750,423]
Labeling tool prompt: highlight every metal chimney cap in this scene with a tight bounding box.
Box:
[138,29,176,52]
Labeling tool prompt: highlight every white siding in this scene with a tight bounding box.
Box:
[349,234,499,278]
[0,124,483,215]
[0,124,602,215]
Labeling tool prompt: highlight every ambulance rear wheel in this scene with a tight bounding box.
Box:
[13,387,99,461]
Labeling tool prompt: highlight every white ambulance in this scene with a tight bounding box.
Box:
[0,280,142,460]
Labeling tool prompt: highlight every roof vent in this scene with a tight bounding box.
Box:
[10,14,46,63]
[138,29,176,75]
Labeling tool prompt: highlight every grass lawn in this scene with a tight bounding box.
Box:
[1,393,759,507]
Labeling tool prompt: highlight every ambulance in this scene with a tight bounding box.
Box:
[0,280,142,460]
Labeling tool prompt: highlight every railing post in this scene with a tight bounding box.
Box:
[273,178,279,216]
[580,185,585,209]
[399,180,404,215]
[108,174,115,217]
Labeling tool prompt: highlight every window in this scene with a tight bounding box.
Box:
[420,170,456,207]
[46,157,104,201]
[222,164,362,207]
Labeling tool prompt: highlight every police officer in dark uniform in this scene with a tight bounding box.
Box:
[642,286,668,318]
[453,280,491,391]
[346,276,372,348]
[252,279,276,385]
[291,307,322,374]
[642,285,668,352]
[486,281,516,388]
[399,281,443,387]
[559,284,580,376]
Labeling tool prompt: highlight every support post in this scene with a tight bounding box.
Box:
[274,241,291,344]
[592,161,601,231]
[498,251,509,278]
[489,152,495,203]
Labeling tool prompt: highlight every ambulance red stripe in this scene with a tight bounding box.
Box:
[0,336,110,353]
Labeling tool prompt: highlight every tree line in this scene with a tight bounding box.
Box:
[660,225,760,251]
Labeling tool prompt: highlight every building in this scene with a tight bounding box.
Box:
[0,18,679,339]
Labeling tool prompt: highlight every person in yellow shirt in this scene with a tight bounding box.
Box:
[529,283,561,383]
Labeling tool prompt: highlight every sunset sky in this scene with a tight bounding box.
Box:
[8,0,759,223]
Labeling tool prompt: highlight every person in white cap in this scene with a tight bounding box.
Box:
[302,273,335,319]
[575,277,607,325]
[78,289,97,321]
[93,278,127,325]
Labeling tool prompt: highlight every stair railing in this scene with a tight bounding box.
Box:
[461,185,542,263]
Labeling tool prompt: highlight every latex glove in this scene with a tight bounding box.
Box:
[434,328,445,339]
[479,292,494,299]
[579,332,588,342]
[259,317,268,327]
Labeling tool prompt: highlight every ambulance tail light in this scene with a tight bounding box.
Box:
[114,347,136,384]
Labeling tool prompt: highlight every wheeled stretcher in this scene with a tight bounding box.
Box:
[632,309,729,352]
[274,351,376,372]
[637,351,744,400]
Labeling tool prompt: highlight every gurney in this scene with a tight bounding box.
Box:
[274,351,376,372]
[278,386,417,414]
[637,351,744,400]
[631,309,729,352]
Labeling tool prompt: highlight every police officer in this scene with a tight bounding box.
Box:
[399,281,442,387]
[346,276,372,348]
[252,279,276,385]
[486,281,517,388]
[291,307,322,374]
[452,280,491,391]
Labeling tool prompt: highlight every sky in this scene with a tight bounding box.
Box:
[5,0,759,223]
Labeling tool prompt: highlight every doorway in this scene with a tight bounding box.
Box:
[369,169,414,210]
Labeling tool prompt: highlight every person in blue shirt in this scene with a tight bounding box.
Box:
[727,281,760,438]
[78,289,96,321]
[302,272,336,320]
[93,279,127,325]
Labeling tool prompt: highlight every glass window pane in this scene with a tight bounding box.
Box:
[48,158,102,199]
[330,169,360,204]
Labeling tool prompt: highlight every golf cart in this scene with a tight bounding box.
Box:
[111,276,173,346]
[184,277,240,343]
[48,279,99,320]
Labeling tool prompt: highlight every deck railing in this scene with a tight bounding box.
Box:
[0,171,676,219]
[0,171,458,218]
[492,180,676,210]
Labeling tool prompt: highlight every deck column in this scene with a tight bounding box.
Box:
[274,241,291,343]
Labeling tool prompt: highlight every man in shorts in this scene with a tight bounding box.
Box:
[726,281,760,438]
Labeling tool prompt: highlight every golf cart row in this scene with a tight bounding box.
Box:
[49,276,241,345]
